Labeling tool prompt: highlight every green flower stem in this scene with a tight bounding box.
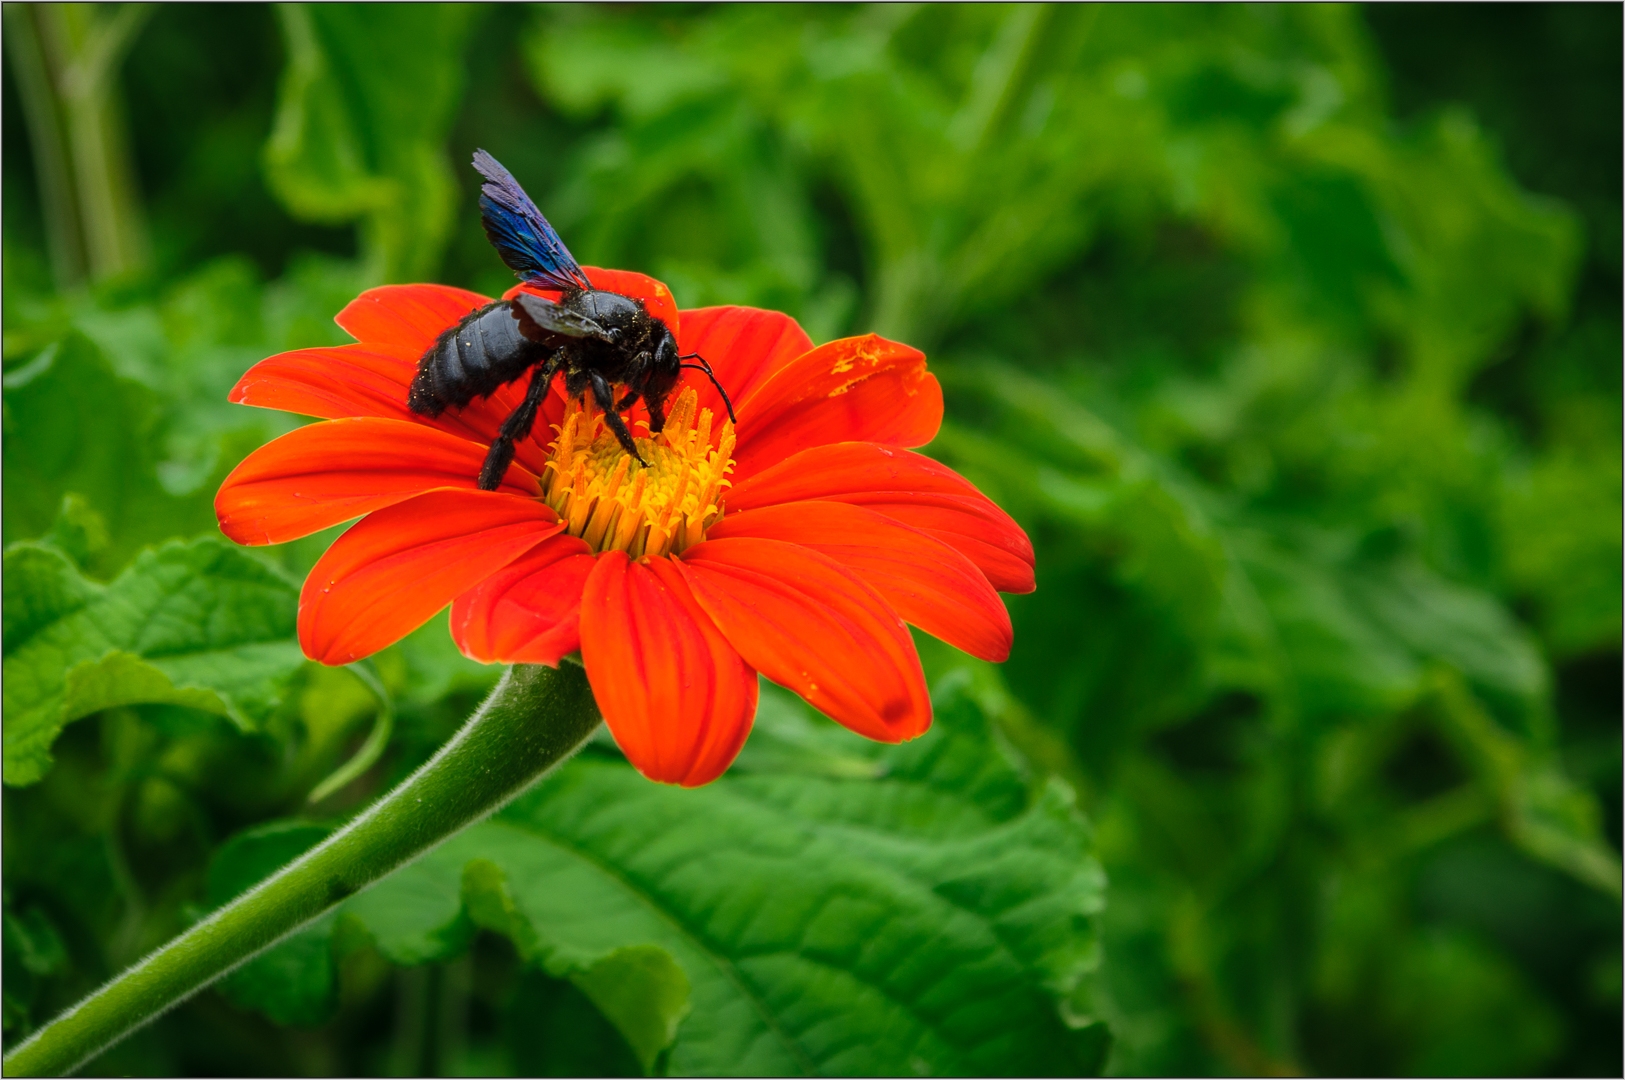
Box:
[3,663,601,1078]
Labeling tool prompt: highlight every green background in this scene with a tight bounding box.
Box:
[3,3,1619,1075]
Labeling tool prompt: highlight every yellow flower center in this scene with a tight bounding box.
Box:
[540,387,736,558]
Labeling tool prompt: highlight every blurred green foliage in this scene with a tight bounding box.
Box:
[2,3,1619,1076]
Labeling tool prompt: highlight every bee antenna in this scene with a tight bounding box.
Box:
[678,353,736,423]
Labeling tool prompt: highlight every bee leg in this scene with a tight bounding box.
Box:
[478,360,556,490]
[645,393,667,434]
[588,370,647,466]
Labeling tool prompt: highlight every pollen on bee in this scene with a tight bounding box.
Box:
[540,387,735,558]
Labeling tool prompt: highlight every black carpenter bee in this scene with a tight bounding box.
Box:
[408,150,734,490]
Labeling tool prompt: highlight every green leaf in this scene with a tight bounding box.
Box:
[1350,556,1550,732]
[334,679,1106,1076]
[1383,928,1564,1076]
[1501,439,1624,657]
[265,3,478,281]
[42,492,111,567]
[2,900,70,1039]
[2,333,217,566]
[2,543,98,651]
[1430,671,1621,897]
[2,536,305,785]
[3,907,68,979]
[507,968,647,1076]
[341,841,473,967]
[571,946,693,1075]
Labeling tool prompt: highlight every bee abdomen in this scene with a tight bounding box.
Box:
[409,301,545,416]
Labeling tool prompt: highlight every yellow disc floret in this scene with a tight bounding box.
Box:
[540,387,736,558]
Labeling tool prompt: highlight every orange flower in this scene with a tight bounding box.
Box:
[216,268,1034,786]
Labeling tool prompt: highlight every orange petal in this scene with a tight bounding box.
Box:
[580,551,758,786]
[450,537,595,666]
[335,284,491,351]
[729,334,943,480]
[505,266,681,335]
[674,306,813,422]
[299,490,561,665]
[847,494,1035,596]
[708,501,1013,662]
[724,441,1035,593]
[676,537,931,743]
[229,343,556,476]
[230,342,422,420]
[216,418,539,546]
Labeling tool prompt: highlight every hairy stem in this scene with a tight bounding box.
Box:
[2,663,601,1078]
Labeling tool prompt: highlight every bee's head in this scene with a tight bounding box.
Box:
[642,322,683,403]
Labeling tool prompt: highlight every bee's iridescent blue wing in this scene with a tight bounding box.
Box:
[472,149,590,291]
